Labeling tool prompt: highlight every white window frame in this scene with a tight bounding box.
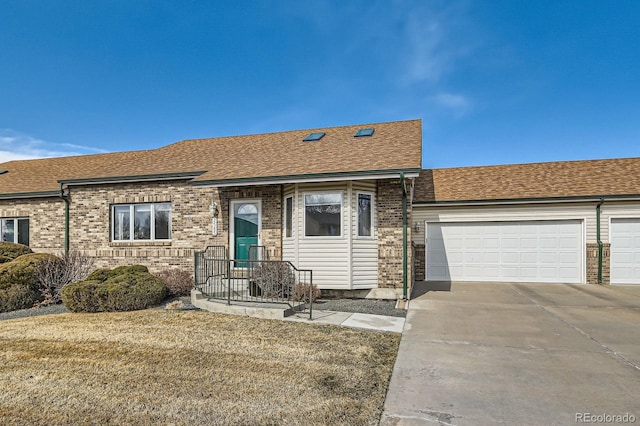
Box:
[356,192,374,238]
[303,191,343,238]
[111,203,172,242]
[0,217,29,245]
[284,195,294,239]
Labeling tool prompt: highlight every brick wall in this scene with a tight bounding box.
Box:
[413,243,425,281]
[377,178,412,289]
[68,181,282,273]
[586,242,610,285]
[0,198,65,253]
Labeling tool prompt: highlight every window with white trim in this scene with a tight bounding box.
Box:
[304,192,342,237]
[112,203,171,241]
[284,196,293,238]
[0,218,29,245]
[357,193,373,237]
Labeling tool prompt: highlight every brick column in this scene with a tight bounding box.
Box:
[586,242,610,284]
[377,179,411,289]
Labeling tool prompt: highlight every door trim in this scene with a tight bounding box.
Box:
[229,199,262,261]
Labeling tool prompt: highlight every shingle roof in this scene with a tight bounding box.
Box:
[0,119,422,197]
[414,157,640,203]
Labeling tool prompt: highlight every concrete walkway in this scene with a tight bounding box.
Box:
[381,282,640,425]
[286,309,405,333]
[191,289,405,333]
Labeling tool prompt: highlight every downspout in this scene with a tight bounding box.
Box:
[596,198,605,284]
[59,183,70,254]
[401,173,408,300]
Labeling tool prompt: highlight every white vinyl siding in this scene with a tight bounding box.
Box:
[294,183,349,288]
[610,218,640,285]
[281,180,378,289]
[282,185,297,266]
[413,203,596,244]
[427,220,583,283]
[352,182,378,288]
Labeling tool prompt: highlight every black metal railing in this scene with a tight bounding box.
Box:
[194,246,314,318]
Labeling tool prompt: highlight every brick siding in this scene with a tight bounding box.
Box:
[68,181,282,274]
[586,242,610,285]
[377,178,412,289]
[0,198,66,252]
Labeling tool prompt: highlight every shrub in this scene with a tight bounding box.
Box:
[155,269,194,297]
[292,283,321,304]
[61,265,166,313]
[0,253,54,312]
[0,242,33,264]
[252,262,295,299]
[35,251,94,306]
[87,265,149,282]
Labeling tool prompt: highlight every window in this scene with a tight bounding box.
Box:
[354,128,375,137]
[303,132,325,142]
[304,193,342,237]
[284,196,293,238]
[357,193,373,237]
[0,218,29,245]
[112,203,171,241]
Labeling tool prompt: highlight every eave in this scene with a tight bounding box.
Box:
[190,168,421,188]
[413,193,640,207]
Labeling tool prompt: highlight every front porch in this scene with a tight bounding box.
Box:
[193,245,314,319]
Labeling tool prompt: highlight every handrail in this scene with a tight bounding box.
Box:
[194,250,314,319]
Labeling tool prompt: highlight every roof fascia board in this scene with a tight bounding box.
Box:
[0,190,61,200]
[191,169,421,188]
[414,194,640,207]
[58,171,207,186]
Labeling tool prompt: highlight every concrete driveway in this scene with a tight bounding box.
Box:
[381,282,640,425]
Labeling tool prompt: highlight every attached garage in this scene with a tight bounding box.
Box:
[426,220,584,283]
[610,218,640,285]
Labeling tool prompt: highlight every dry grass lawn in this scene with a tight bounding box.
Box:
[0,309,400,425]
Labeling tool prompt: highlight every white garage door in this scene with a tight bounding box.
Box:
[427,220,583,283]
[610,218,640,285]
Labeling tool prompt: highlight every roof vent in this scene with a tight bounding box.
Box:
[303,132,325,142]
[354,128,374,137]
[0,170,8,175]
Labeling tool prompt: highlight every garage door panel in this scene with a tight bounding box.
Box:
[427,220,583,283]
[520,252,537,264]
[611,218,640,285]
[482,251,499,263]
[559,267,580,279]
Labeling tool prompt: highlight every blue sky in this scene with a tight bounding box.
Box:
[1,0,639,169]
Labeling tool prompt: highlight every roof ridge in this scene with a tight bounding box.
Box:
[163,118,422,147]
[428,156,640,172]
[0,147,155,167]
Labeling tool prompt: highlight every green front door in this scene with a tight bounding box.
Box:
[232,202,259,266]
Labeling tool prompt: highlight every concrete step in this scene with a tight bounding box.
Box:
[191,289,305,319]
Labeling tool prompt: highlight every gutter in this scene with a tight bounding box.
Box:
[0,190,61,200]
[59,183,70,254]
[191,168,422,188]
[401,173,408,300]
[413,193,640,207]
[596,198,605,284]
[58,171,206,186]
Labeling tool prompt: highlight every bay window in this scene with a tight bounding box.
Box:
[304,192,342,237]
[357,193,373,237]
